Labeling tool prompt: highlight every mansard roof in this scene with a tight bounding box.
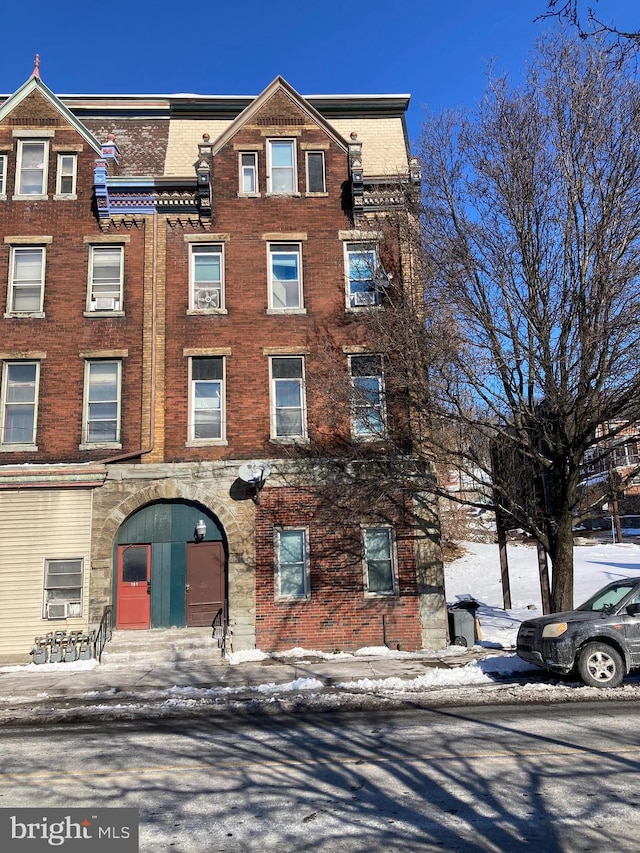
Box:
[54,87,411,179]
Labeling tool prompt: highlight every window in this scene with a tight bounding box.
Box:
[8,246,45,313]
[16,140,48,196]
[88,246,123,311]
[43,559,83,619]
[346,243,380,308]
[83,361,121,444]
[276,528,309,598]
[190,357,225,441]
[0,155,6,196]
[268,139,296,193]
[363,527,396,595]
[271,356,306,439]
[350,355,385,437]
[269,243,302,309]
[0,361,39,446]
[190,244,224,310]
[239,152,258,194]
[56,153,77,196]
[306,151,326,193]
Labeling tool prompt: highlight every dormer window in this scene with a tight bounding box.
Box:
[306,151,326,193]
[240,152,258,194]
[15,140,48,197]
[56,153,77,197]
[268,140,296,193]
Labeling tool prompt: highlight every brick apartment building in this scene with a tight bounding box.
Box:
[0,66,447,662]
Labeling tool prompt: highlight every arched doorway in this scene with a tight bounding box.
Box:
[113,500,227,630]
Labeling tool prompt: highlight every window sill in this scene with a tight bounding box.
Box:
[0,444,38,452]
[12,194,48,201]
[0,194,6,202]
[53,193,77,201]
[304,192,328,198]
[83,310,125,318]
[4,311,45,319]
[186,308,228,316]
[275,595,310,603]
[185,439,228,447]
[266,308,307,315]
[352,433,388,442]
[269,437,310,445]
[79,442,122,451]
[364,591,398,599]
[237,192,261,198]
[345,304,383,313]
[265,192,301,198]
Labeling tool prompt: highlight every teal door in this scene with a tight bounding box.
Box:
[114,501,225,628]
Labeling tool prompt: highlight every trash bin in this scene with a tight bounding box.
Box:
[448,600,480,647]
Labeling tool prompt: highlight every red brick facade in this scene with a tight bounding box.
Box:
[0,74,446,660]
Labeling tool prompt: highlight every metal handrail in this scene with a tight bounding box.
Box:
[211,601,229,658]
[93,604,114,662]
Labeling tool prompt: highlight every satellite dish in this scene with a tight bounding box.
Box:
[238,461,271,484]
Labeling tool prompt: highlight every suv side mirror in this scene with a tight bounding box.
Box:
[626,603,640,617]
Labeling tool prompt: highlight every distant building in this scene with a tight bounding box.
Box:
[0,66,446,663]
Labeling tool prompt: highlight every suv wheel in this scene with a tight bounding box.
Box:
[577,642,624,689]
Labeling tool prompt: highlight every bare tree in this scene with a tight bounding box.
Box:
[539,1,640,54]
[413,34,640,612]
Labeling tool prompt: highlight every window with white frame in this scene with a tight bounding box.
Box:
[43,558,83,619]
[88,245,123,311]
[190,357,225,441]
[268,243,302,309]
[8,245,45,313]
[270,356,306,439]
[0,154,6,196]
[268,139,296,193]
[345,243,380,308]
[239,152,258,194]
[276,528,309,598]
[0,361,39,446]
[16,140,48,196]
[56,153,77,196]
[83,360,121,444]
[363,527,396,595]
[350,354,386,438]
[190,244,224,310]
[306,151,326,193]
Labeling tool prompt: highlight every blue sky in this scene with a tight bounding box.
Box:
[1,1,638,146]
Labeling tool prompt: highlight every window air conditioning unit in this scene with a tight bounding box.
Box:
[197,289,220,309]
[46,602,69,619]
[94,297,118,311]
[352,291,378,307]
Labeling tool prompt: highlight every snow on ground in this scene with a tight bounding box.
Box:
[446,539,640,648]
[3,540,640,710]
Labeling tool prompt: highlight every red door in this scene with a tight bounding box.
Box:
[186,542,225,627]
[116,544,151,629]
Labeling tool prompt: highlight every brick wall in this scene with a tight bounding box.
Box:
[255,487,423,652]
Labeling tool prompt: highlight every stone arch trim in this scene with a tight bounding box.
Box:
[94,481,244,563]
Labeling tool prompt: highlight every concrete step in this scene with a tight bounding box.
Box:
[100,627,225,665]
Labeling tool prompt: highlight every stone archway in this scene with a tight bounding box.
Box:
[88,467,258,648]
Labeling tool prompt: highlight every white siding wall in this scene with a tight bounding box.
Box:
[0,489,93,663]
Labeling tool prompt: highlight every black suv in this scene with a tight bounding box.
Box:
[516,577,640,688]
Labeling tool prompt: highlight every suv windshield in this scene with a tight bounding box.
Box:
[577,583,638,612]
